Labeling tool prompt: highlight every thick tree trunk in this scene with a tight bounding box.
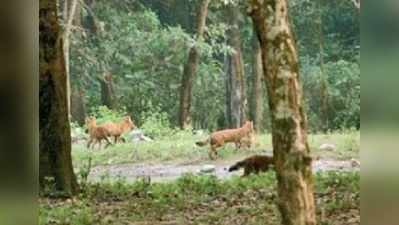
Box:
[248,0,317,225]
[71,86,86,126]
[39,0,79,196]
[225,5,247,129]
[178,0,210,129]
[99,72,116,110]
[249,33,264,132]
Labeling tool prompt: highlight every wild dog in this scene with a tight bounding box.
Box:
[101,116,135,144]
[228,155,274,177]
[196,121,254,160]
[237,132,256,149]
[85,117,112,149]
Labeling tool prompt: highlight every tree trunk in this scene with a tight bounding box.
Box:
[71,86,86,126]
[248,0,317,225]
[99,72,116,110]
[178,0,210,129]
[350,0,360,11]
[225,5,246,129]
[82,0,99,34]
[39,0,79,196]
[249,33,264,132]
[63,0,79,120]
[317,0,328,133]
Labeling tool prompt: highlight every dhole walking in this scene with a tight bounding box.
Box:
[196,121,254,159]
[101,116,135,144]
[85,116,113,149]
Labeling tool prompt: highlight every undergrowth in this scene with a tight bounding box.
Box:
[40,171,359,225]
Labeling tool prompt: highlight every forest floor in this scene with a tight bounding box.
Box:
[39,131,360,225]
[87,156,359,183]
[71,131,360,183]
[40,171,360,225]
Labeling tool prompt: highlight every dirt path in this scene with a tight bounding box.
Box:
[89,158,360,182]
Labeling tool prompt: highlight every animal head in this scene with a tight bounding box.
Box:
[243,121,254,132]
[85,116,97,131]
[122,116,136,130]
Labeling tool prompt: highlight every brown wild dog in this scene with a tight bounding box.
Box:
[101,116,135,144]
[196,121,254,160]
[228,155,274,177]
[237,132,256,149]
[85,117,112,149]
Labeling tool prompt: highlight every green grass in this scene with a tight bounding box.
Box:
[40,171,360,225]
[72,130,360,170]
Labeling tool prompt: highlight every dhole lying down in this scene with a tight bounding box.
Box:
[196,121,254,160]
[228,155,274,177]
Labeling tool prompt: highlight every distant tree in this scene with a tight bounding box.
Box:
[317,0,329,133]
[248,0,317,224]
[351,0,360,10]
[179,0,211,129]
[225,5,247,128]
[249,32,264,132]
[71,86,86,126]
[61,0,80,119]
[39,0,79,196]
[99,72,116,110]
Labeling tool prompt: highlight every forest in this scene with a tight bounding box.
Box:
[39,0,360,224]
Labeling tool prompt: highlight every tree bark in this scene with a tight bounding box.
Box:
[247,0,317,225]
[39,0,79,196]
[178,0,210,129]
[99,72,116,110]
[225,5,247,129]
[249,33,264,132]
[63,0,79,120]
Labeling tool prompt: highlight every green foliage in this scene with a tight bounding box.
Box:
[176,174,223,195]
[71,1,227,129]
[89,105,128,124]
[301,58,360,131]
[70,0,360,133]
[140,110,174,138]
[39,200,93,225]
[314,171,359,211]
[325,60,360,129]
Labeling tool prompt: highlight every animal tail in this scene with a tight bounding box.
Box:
[228,160,245,172]
[195,138,210,146]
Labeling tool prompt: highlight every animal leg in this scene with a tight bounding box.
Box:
[104,136,112,149]
[91,139,98,149]
[86,138,93,149]
[242,168,253,177]
[209,143,222,160]
[242,168,249,177]
[235,141,242,150]
[114,135,119,144]
[95,139,102,150]
[209,145,217,160]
